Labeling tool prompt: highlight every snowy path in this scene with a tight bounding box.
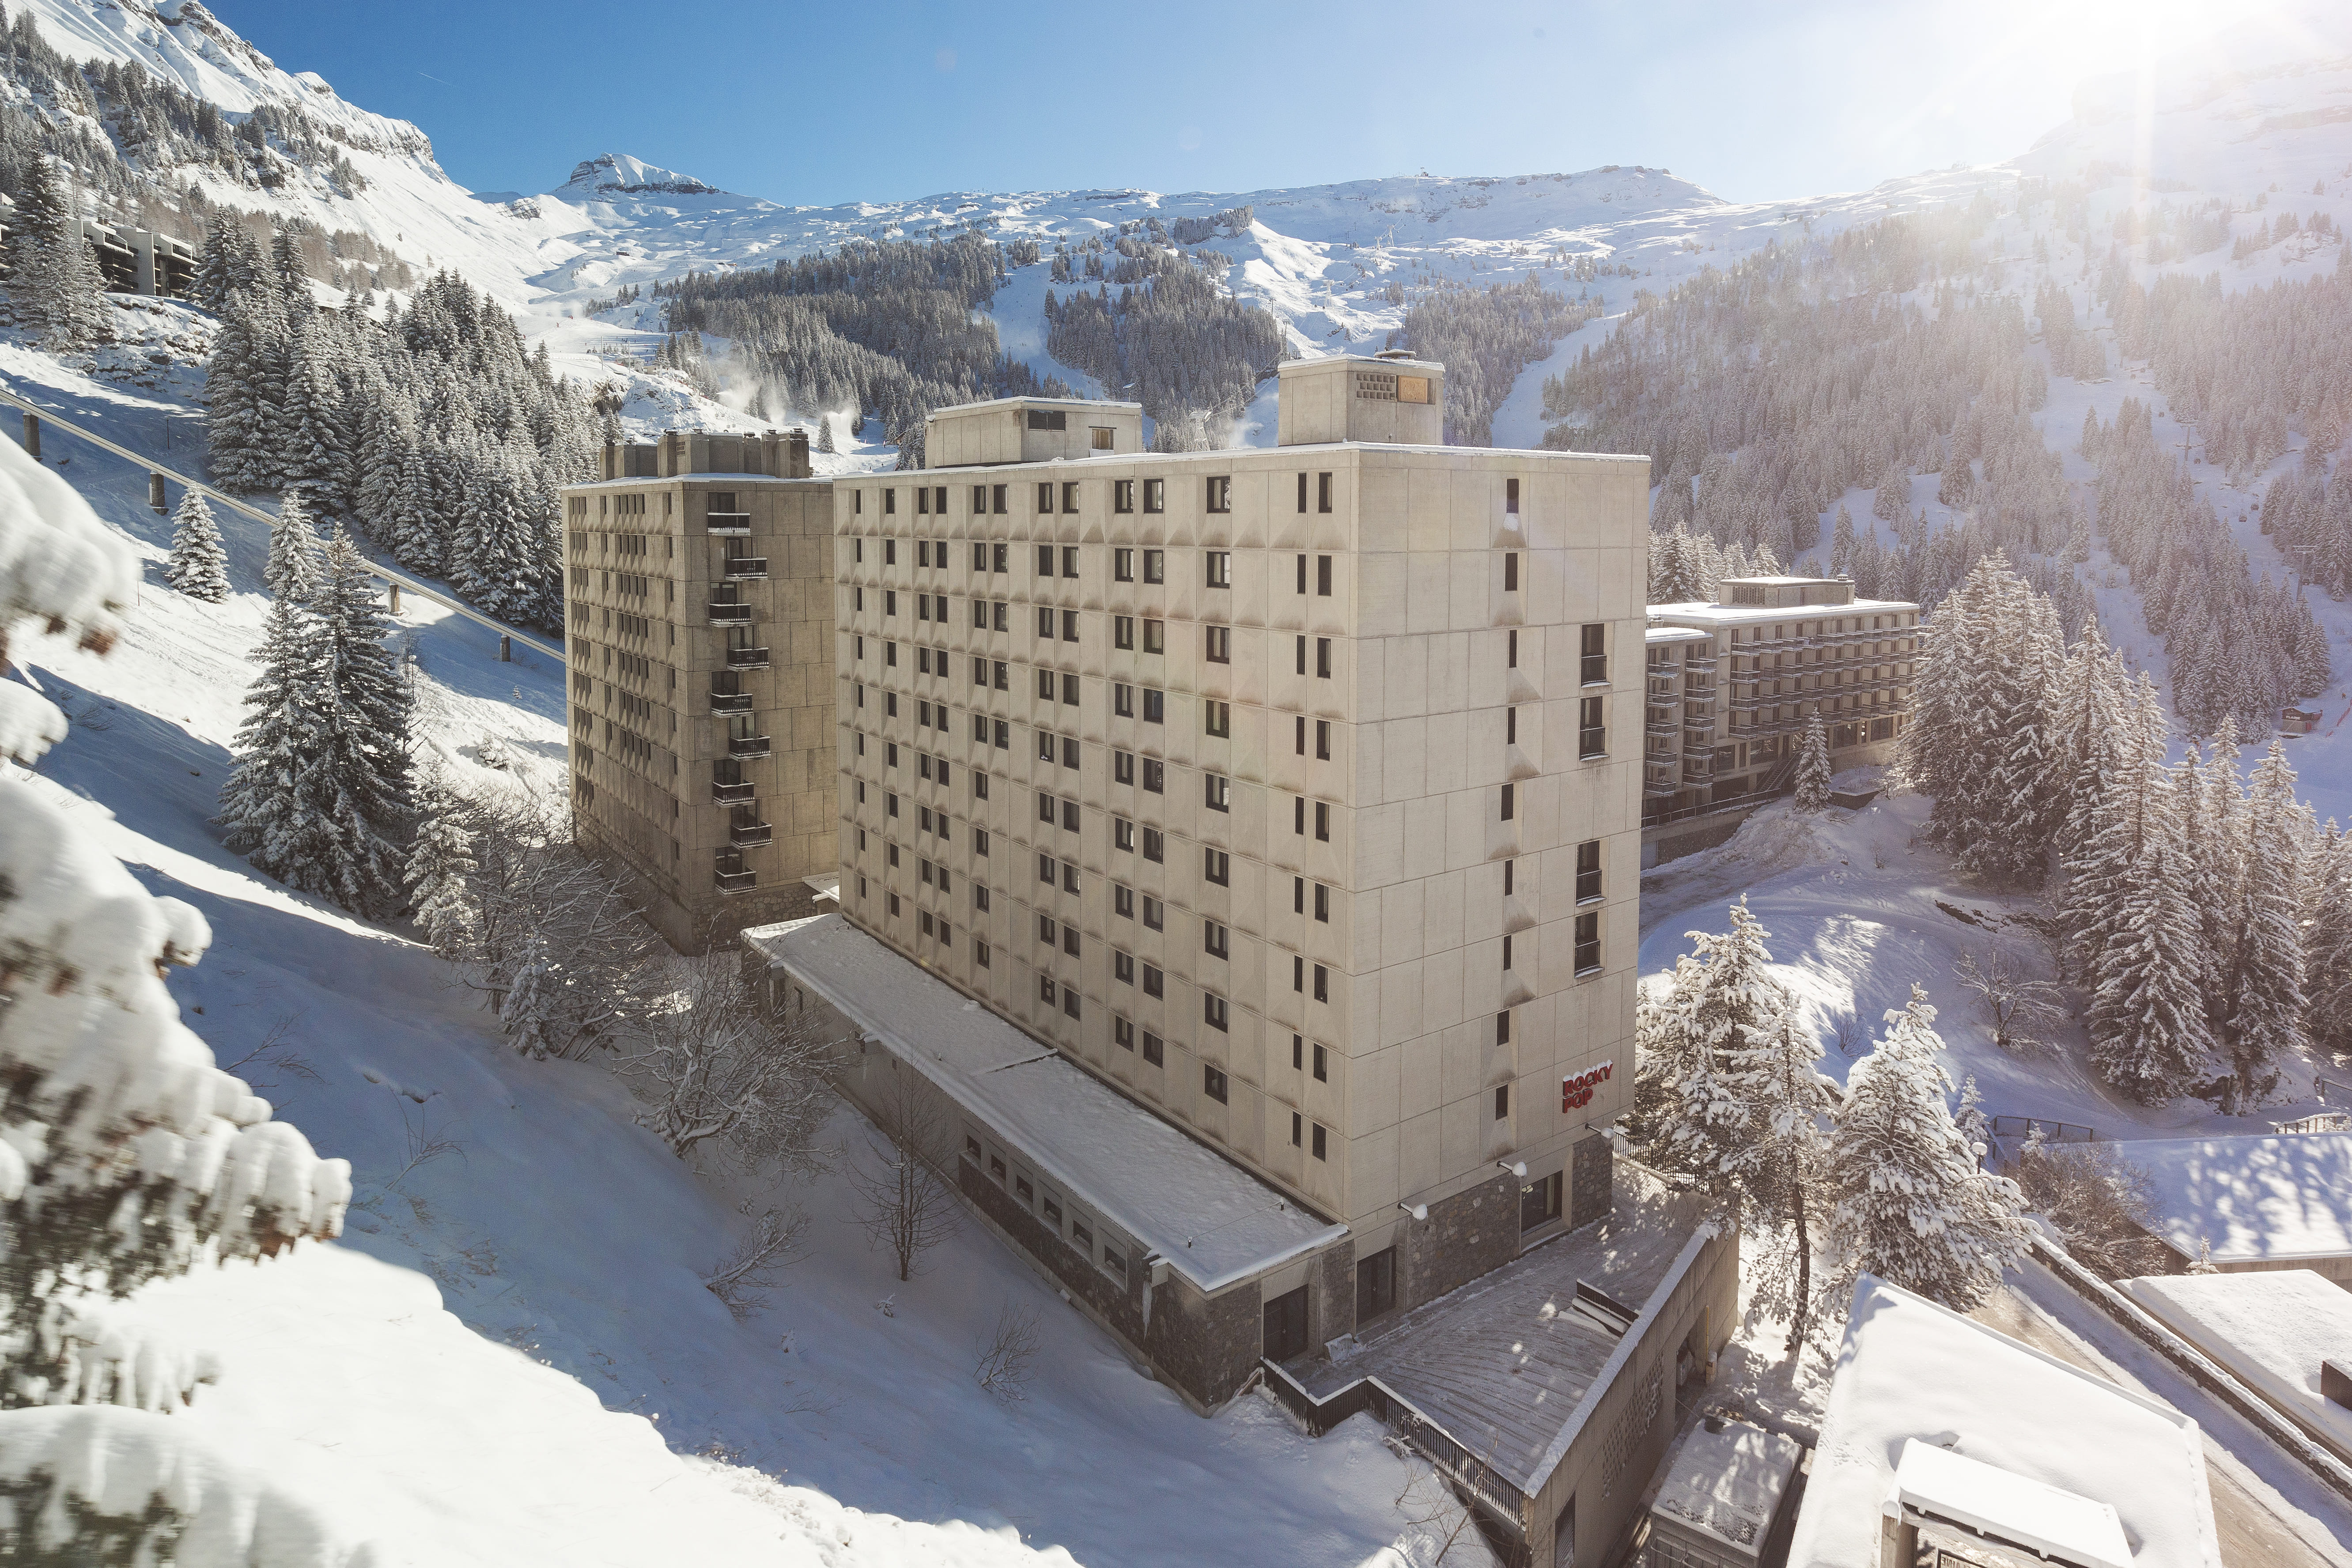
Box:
[1978,1261,2352,1568]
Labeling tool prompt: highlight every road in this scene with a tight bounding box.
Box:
[1972,1262,2352,1568]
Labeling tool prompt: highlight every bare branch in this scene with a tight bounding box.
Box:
[702,1202,809,1321]
[616,958,841,1176]
[845,1067,959,1283]
[1955,944,2068,1054]
[972,1302,1041,1403]
[219,1010,320,1090]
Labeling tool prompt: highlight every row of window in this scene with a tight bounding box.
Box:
[860,472,1346,521]
[859,535,1352,603]
[964,1130,1131,1281]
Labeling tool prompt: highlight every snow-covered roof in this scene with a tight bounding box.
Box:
[1888,1440,2133,1568]
[1789,1278,2220,1568]
[2120,1271,2352,1462]
[743,914,1346,1293]
[2115,1133,2352,1262]
[1647,597,1919,627]
[1645,626,1713,646]
[564,474,829,492]
[925,395,1144,414]
[1652,1420,1804,1560]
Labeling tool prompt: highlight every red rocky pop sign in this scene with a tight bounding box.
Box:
[1561,1061,1614,1112]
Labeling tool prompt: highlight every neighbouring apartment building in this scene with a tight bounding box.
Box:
[561,428,836,950]
[747,353,1660,1413]
[1640,576,1918,864]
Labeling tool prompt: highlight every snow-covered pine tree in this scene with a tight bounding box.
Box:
[454,446,539,623]
[2219,737,2309,1109]
[263,489,322,601]
[2306,824,2352,1057]
[2044,617,2131,863]
[216,583,331,888]
[1794,716,1832,811]
[2085,771,2216,1101]
[163,489,229,602]
[306,528,413,917]
[406,787,477,959]
[2,153,67,301]
[817,414,837,454]
[279,314,352,523]
[2060,673,2165,989]
[1826,985,2031,1311]
[1635,898,1791,1197]
[1722,999,1833,1351]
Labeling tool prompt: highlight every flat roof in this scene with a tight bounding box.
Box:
[1290,1167,1717,1493]
[926,396,1143,415]
[890,443,1648,475]
[1789,1278,2220,1568]
[1645,626,1713,645]
[561,474,829,492]
[742,913,1344,1294]
[2115,1133,2352,1262]
[1277,354,1443,374]
[1648,597,1919,626]
[1653,1421,1804,1560]
[2120,1271,2352,1462]
[1890,1440,2132,1568]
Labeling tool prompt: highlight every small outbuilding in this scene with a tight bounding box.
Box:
[2120,1270,2352,1466]
[2113,1133,2352,1286]
[1641,1417,1803,1568]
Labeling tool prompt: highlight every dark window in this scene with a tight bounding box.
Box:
[1317,554,1332,595]
[1575,911,1601,974]
[1314,883,1330,923]
[1026,408,1067,431]
[1505,476,1520,515]
[1205,773,1230,812]
[1143,963,1164,998]
[1204,920,1229,960]
[1037,482,1055,514]
[1356,1247,1395,1319]
[1142,479,1165,515]
[1317,473,1333,514]
[1312,1043,1328,1081]
[1206,625,1232,664]
[1292,1111,1303,1146]
[1265,1285,1309,1361]
[1579,695,1607,759]
[1114,749,1136,785]
[1504,552,1519,592]
[1144,689,1165,725]
[1206,700,1231,738]
[1508,629,1519,669]
[1312,964,1328,1003]
[1576,839,1603,903]
[1115,616,1136,649]
[1311,1123,1327,1162]
[1115,1016,1136,1050]
[1205,476,1231,514]
[1520,1171,1563,1231]
[1203,1064,1229,1102]
[1315,802,1331,842]
[1316,720,1331,761]
[1062,482,1079,513]
[1296,472,1308,514]
[1495,1084,1511,1120]
[1206,551,1231,587]
[1142,1031,1164,1066]
[991,484,1008,514]
[1502,933,1513,971]
[1204,848,1230,886]
[1114,480,1136,514]
[1316,638,1331,679]
[1063,547,1079,579]
[1203,992,1229,1032]
[1581,623,1608,686]
[1293,1034,1305,1071]
[1496,1010,1512,1046]
[1500,783,1515,822]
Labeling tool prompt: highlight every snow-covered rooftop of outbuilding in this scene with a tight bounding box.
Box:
[1652,1420,1804,1560]
[1789,1278,2221,1568]
[1888,1440,2133,1568]
[742,914,1345,1294]
[2114,1133,2352,1262]
[2120,1271,2352,1462]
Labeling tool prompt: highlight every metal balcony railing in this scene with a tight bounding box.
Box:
[709,691,753,714]
[722,557,768,579]
[712,780,755,804]
[707,512,752,535]
[725,646,771,669]
[728,735,772,759]
[708,602,752,625]
[730,821,774,847]
[715,868,757,893]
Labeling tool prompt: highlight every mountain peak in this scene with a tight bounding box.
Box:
[560,153,718,198]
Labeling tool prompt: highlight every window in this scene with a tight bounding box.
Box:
[1143,762,1166,797]
[1203,1064,1229,1102]
[1292,1112,1303,1147]
[1143,619,1165,654]
[1495,1084,1511,1121]
[1292,1034,1305,1071]
[1204,920,1229,959]
[1502,858,1514,896]
[1115,817,1136,852]
[1496,1010,1512,1046]
[1315,801,1331,842]
[1316,638,1331,679]
[1205,773,1230,812]
[1070,1219,1091,1249]
[1205,701,1231,738]
[1508,629,1519,669]
[1143,689,1165,725]
[991,484,1008,514]
[1206,626,1232,664]
[1314,883,1330,923]
[1204,848,1230,886]
[1142,962,1164,998]
[1502,933,1513,971]
[1576,839,1603,903]
[1038,975,1057,1006]
[973,771,991,801]
[880,491,895,520]
[1043,1193,1063,1226]
[1063,987,1081,1020]
[1581,623,1608,686]
[1315,720,1331,761]
[1141,825,1166,863]
[1062,672,1079,706]
[1500,783,1516,822]
[1062,547,1079,580]
[1520,1171,1563,1230]
[1347,1249,1395,1330]
[1312,964,1328,1003]
[1505,476,1520,516]
[1142,1032,1164,1066]
[974,884,991,911]
[1506,705,1518,745]
[1311,1123,1327,1162]
[1205,476,1231,513]
[1015,1172,1033,1202]
[1115,1016,1136,1050]
[1504,552,1519,592]
[1205,551,1231,587]
[1317,554,1332,595]
[1039,853,1056,885]
[1036,543,1055,577]
[1115,616,1136,650]
[1142,479,1165,514]
[1114,548,1135,583]
[1036,606,1055,639]
[1142,896,1164,931]
[1114,480,1136,514]
[1312,1042,1328,1081]
[1091,427,1115,451]
[1575,911,1601,974]
[1114,749,1136,786]
[1203,993,1229,1034]
[1063,610,1079,643]
[1102,1242,1126,1279]
[1036,481,1055,514]
[1579,695,1607,759]
[1142,549,1165,583]
[1114,683,1135,718]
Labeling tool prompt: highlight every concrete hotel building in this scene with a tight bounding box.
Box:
[749,355,1672,1396]
[562,429,837,950]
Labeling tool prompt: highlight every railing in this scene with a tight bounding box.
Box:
[715,868,757,893]
[708,602,752,624]
[722,557,768,579]
[709,691,753,714]
[1988,1115,2096,1144]
[1647,676,1679,699]
[728,735,772,759]
[2273,1112,2352,1135]
[725,646,771,669]
[706,511,752,534]
[730,821,774,847]
[1641,785,1787,830]
[712,780,755,804]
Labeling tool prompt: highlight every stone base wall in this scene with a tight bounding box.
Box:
[1570,1135,1614,1230]
[586,822,818,952]
[1401,1175,1520,1316]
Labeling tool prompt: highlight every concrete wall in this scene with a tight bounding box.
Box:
[926,400,1145,468]
[1276,357,1445,447]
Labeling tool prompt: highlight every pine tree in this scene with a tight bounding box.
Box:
[2085,775,2216,1102]
[1827,985,2031,1311]
[406,789,477,959]
[2220,738,2308,1109]
[2305,825,2352,1057]
[306,529,413,917]
[817,414,837,454]
[1722,999,1833,1351]
[264,490,322,601]
[280,314,352,522]
[1794,716,1832,811]
[1634,899,1791,1195]
[217,589,333,886]
[163,490,229,602]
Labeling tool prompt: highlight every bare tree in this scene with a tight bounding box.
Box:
[847,1065,959,1282]
[701,1202,809,1321]
[972,1302,1041,1402]
[1955,944,2068,1054]
[2005,1138,2174,1279]
[220,1009,319,1093]
[618,958,840,1175]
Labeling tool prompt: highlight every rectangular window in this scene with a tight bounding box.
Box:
[1143,689,1165,725]
[1115,683,1135,718]
[1315,801,1331,841]
[1115,1016,1136,1050]
[1043,1193,1063,1226]
[1036,481,1055,514]
[1063,610,1079,643]
[1576,839,1603,903]
[991,484,1008,514]
[1205,551,1231,588]
[1115,817,1136,852]
[1575,911,1601,974]
[1142,619,1165,654]
[1521,1171,1563,1230]
[1061,673,1079,706]
[1062,547,1079,580]
[1206,625,1232,664]
[1142,895,1164,931]
[1502,933,1513,971]
[1314,883,1329,923]
[1508,629,1518,669]
[1114,749,1136,785]
[1500,783,1516,822]
[1505,476,1520,516]
[1203,994,1229,1034]
[1496,1010,1512,1046]
[1091,427,1115,451]
[1312,964,1328,1003]
[1204,847,1230,885]
[1504,552,1519,592]
[1143,760,1165,795]
[1311,1122,1327,1161]
[1036,543,1055,577]
[1115,883,1135,919]
[1203,920,1229,960]
[1315,720,1331,761]
[1205,476,1231,514]
[1296,472,1309,514]
[1038,790,1057,825]
[1142,826,1165,861]
[1581,622,1608,686]
[1142,479,1165,514]
[1205,773,1230,812]
[1317,554,1332,596]
[1114,480,1136,514]
[1317,472,1333,514]
[1312,1042,1328,1081]
[1291,1111,1303,1147]
[1142,963,1164,998]
[1495,1084,1512,1121]
[1141,549,1165,586]
[1142,1031,1164,1066]
[1203,1064,1229,1102]
[1038,853,1055,885]
[1114,548,1135,583]
[1316,638,1331,679]
[1579,695,1606,759]
[1205,701,1231,739]
[1115,616,1136,650]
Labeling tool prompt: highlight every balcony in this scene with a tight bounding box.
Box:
[709,690,753,714]
[712,780,755,804]
[722,557,768,579]
[1647,675,1680,699]
[1645,709,1680,739]
[706,512,752,536]
[708,602,752,625]
[730,820,773,848]
[715,868,757,894]
[728,734,772,759]
[725,646,771,669]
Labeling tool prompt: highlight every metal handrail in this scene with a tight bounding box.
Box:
[0,382,563,662]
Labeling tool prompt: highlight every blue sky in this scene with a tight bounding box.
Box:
[221,0,2261,207]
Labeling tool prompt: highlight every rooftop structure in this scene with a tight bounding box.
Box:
[1641,577,1917,863]
[2114,1132,2352,1286]
[2120,1270,2352,1465]
[1790,1277,2221,1568]
[1642,1418,1804,1568]
[923,397,1145,468]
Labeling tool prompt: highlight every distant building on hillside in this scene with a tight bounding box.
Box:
[741,353,1709,1506]
[2112,1132,2352,1287]
[559,428,835,950]
[1641,576,1919,865]
[1792,1277,2221,1568]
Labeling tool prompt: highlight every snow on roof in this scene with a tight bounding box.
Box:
[1647,597,1919,626]
[2120,1271,2352,1463]
[744,914,1345,1293]
[1645,626,1713,645]
[1652,1420,1804,1560]
[1789,1278,2220,1568]
[2115,1133,2352,1262]
[1889,1440,2133,1568]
